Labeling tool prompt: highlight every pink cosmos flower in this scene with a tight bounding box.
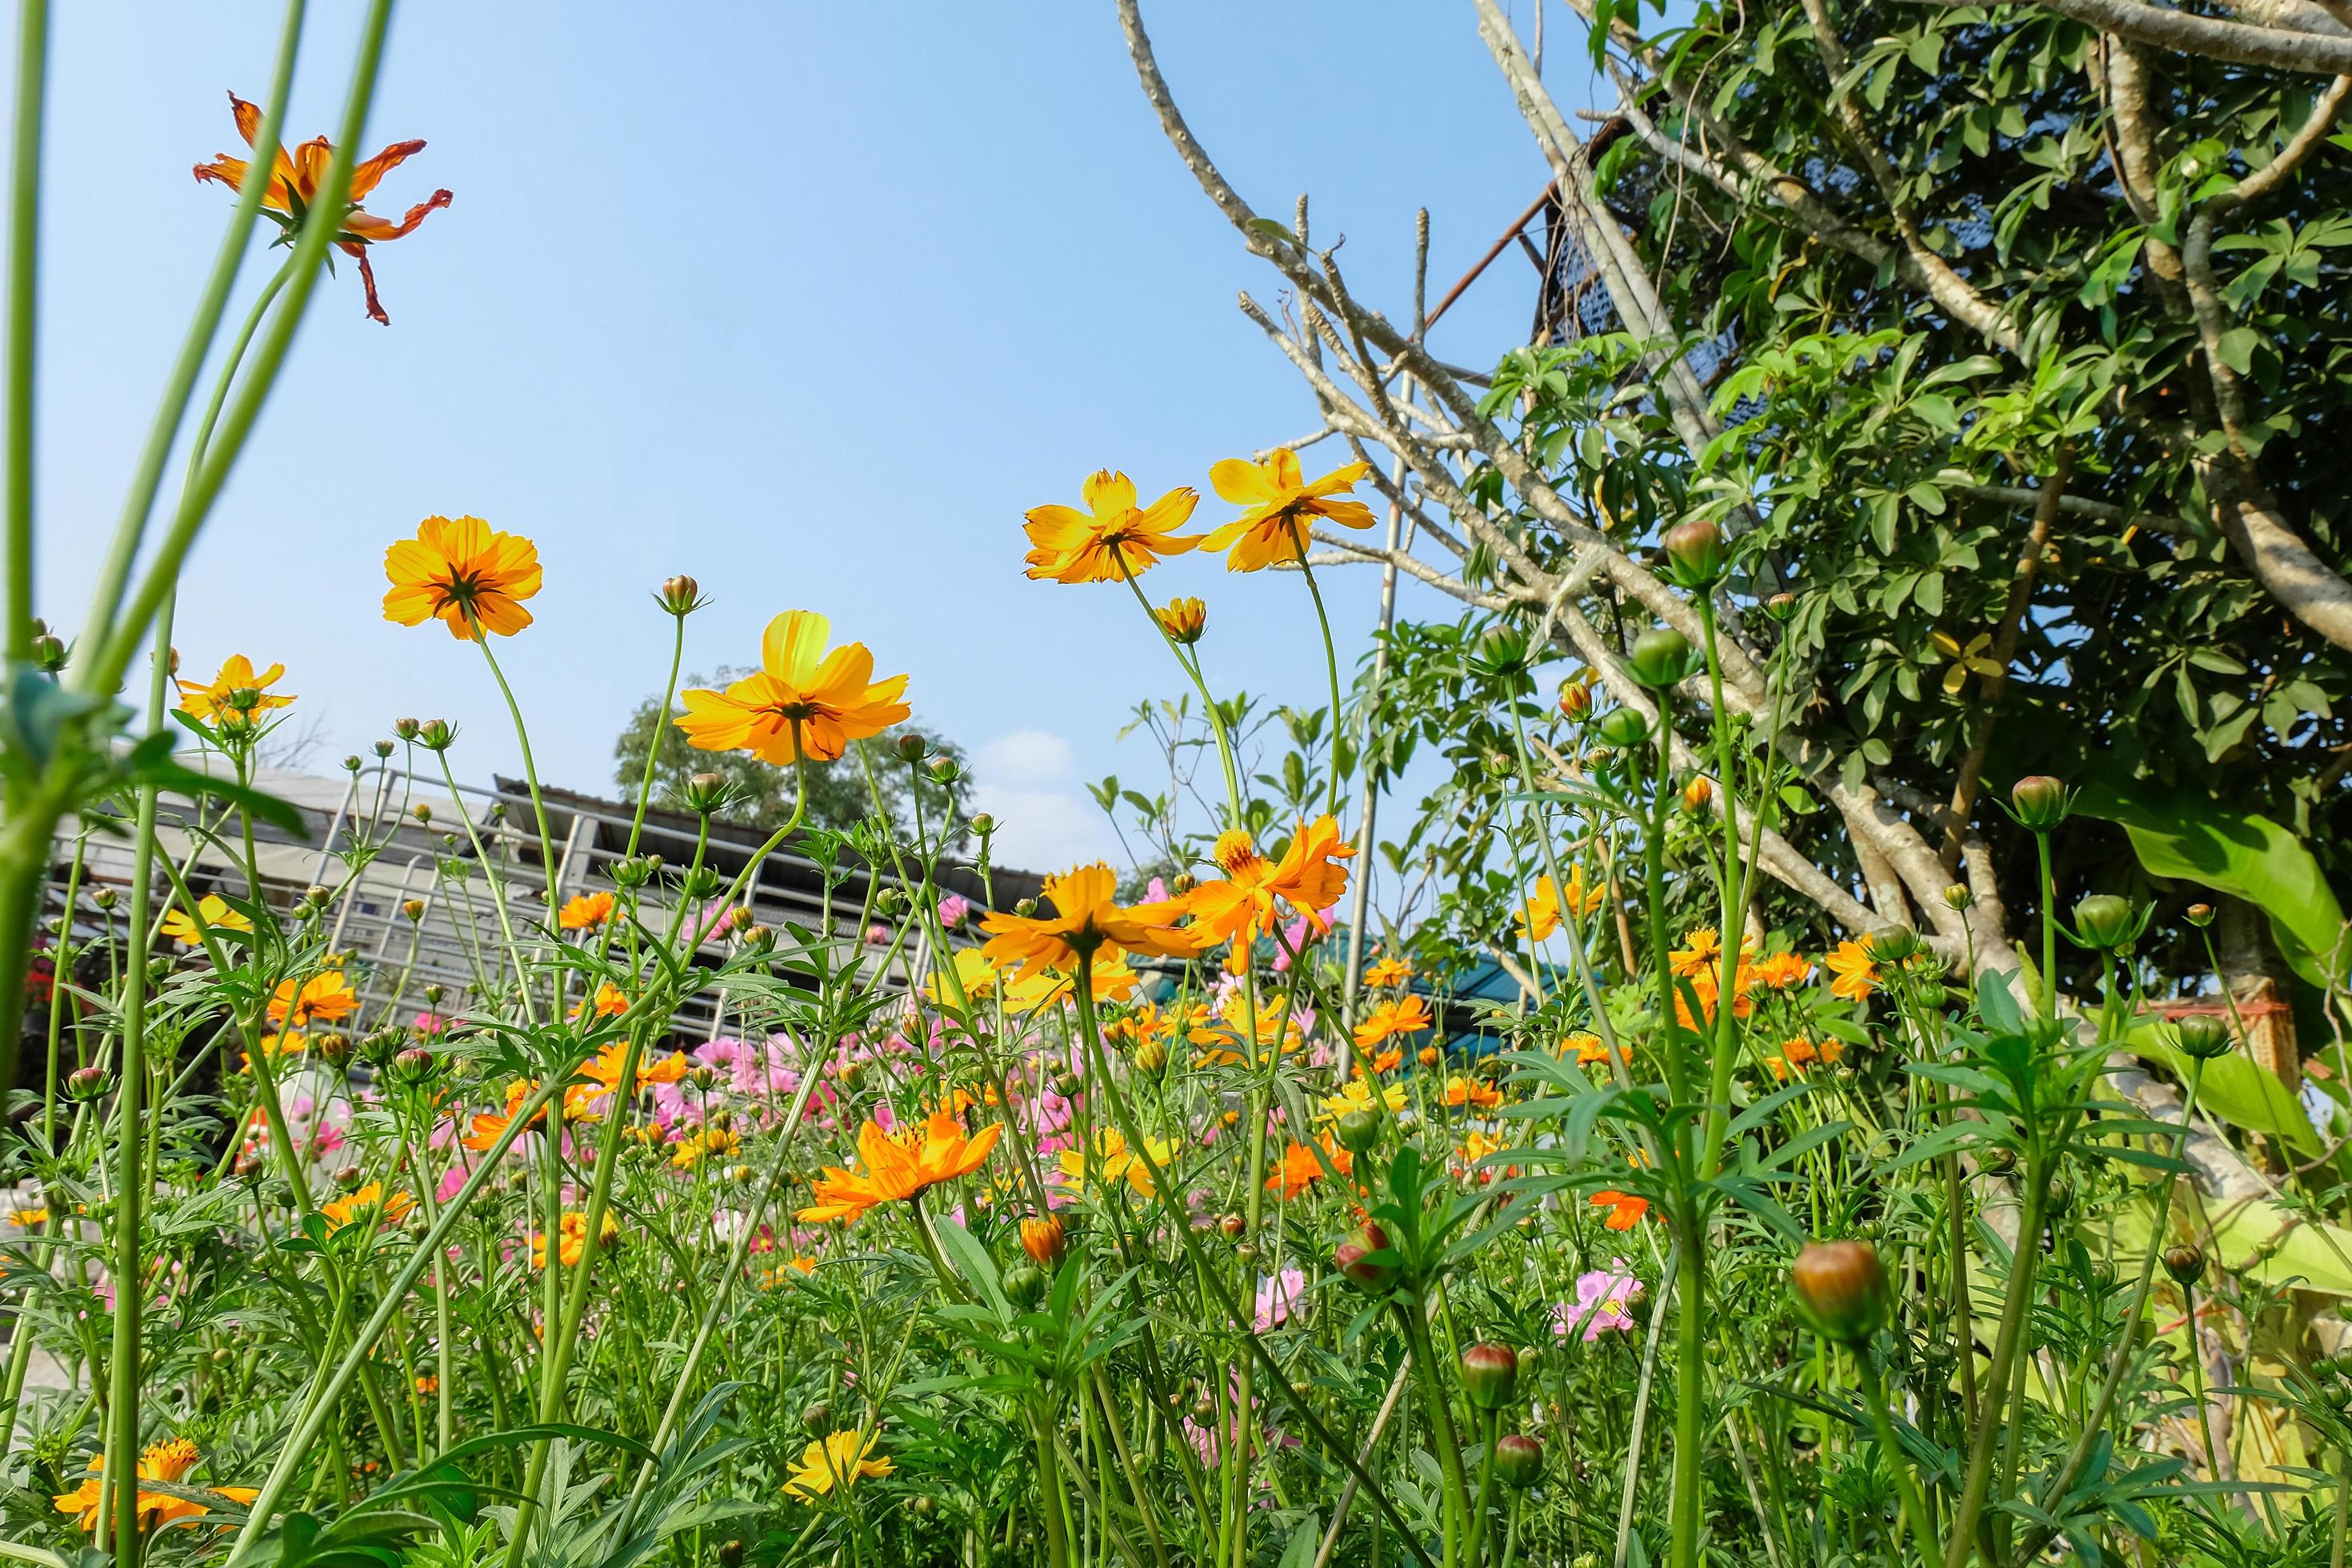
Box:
[1254,1267,1308,1332]
[1555,1260,1643,1342]
[937,894,971,929]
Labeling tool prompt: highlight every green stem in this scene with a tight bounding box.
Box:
[1857,1348,1945,1567]
[1294,536,1346,821]
[1668,1209,1707,1568]
[624,612,687,858]
[2,0,46,659]
[1117,555,1242,827]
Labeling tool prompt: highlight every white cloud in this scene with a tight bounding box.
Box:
[969,727,1120,872]
[976,727,1075,788]
[969,785,1120,874]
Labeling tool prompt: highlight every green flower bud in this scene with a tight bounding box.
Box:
[2008,774,2069,830]
[1629,627,1696,690]
[1494,1432,1544,1488]
[2174,1014,2234,1060]
[2073,893,2139,950]
[1593,707,1651,750]
[1790,1240,1889,1344]
[1460,1342,1519,1410]
[1661,518,1727,588]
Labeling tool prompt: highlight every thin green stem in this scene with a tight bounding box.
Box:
[1856,1347,1945,1568]
[2,0,46,659]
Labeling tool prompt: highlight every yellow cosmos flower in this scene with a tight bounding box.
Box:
[383,515,543,638]
[1516,865,1604,942]
[1022,469,1203,583]
[1352,994,1433,1050]
[1363,954,1413,988]
[160,894,252,949]
[784,1429,894,1503]
[675,610,910,765]
[1056,1126,1176,1198]
[1202,450,1374,571]
[531,1210,621,1269]
[54,1438,258,1532]
[1320,1076,1408,1122]
[174,655,295,723]
[1825,940,1878,1002]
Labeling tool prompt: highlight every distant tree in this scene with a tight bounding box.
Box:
[612,669,970,838]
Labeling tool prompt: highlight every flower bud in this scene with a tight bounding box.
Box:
[1334,1220,1399,1294]
[373,738,395,758]
[1014,898,1039,918]
[1556,682,1591,722]
[739,923,774,954]
[1494,1432,1544,1488]
[1155,596,1207,645]
[1629,627,1695,689]
[682,772,728,816]
[1132,1038,1169,1075]
[411,803,433,826]
[1335,1109,1382,1154]
[2009,774,2068,830]
[423,984,446,1006]
[1764,592,1797,622]
[1593,707,1650,750]
[2073,893,2138,950]
[1475,626,1530,678]
[894,733,928,764]
[30,634,64,672]
[1680,776,1714,817]
[394,717,421,741]
[1866,926,1923,966]
[801,1402,831,1437]
[929,755,960,784]
[1661,518,1727,587]
[418,718,455,751]
[2162,1245,2206,1286]
[342,754,364,774]
[715,1541,744,1568]
[2174,1014,2234,1060]
[1460,1342,1519,1410]
[2185,902,2214,927]
[1218,1213,1247,1241]
[659,575,702,615]
[875,887,908,918]
[391,1047,438,1083]
[402,898,426,923]
[1020,1214,1066,1269]
[1790,1239,1889,1344]
[93,887,117,910]
[66,1066,110,1102]
[1002,1262,1048,1308]
[970,813,996,836]
[1942,883,1974,910]
[314,1031,351,1066]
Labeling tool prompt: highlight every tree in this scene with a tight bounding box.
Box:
[611,670,970,838]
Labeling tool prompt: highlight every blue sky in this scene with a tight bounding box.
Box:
[22,2,1590,873]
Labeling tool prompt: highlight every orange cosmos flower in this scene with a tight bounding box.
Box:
[1353,994,1433,1050]
[978,863,1198,980]
[1515,866,1604,943]
[1363,954,1413,988]
[320,1182,413,1235]
[175,654,295,723]
[266,972,356,1027]
[1203,450,1375,571]
[463,1078,544,1151]
[1751,951,1813,990]
[1670,926,1754,978]
[1672,966,1755,1031]
[1566,1032,1628,1068]
[675,610,910,765]
[1266,1139,1329,1201]
[1370,1046,1404,1074]
[193,90,450,325]
[531,1210,620,1269]
[382,516,543,638]
[563,1039,685,1117]
[1022,470,1204,583]
[1590,1190,1650,1230]
[559,891,614,930]
[54,1438,259,1533]
[1182,817,1356,950]
[1825,940,1878,1001]
[797,1112,1004,1224]
[1443,1074,1502,1112]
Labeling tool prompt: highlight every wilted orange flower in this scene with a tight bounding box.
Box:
[559,891,614,930]
[267,972,356,1027]
[979,864,1198,979]
[1265,1140,1330,1201]
[676,610,910,765]
[1353,994,1433,1050]
[382,516,543,638]
[1590,1190,1650,1230]
[1444,1074,1502,1112]
[1182,816,1356,950]
[1023,470,1203,583]
[1825,940,1878,1001]
[193,90,450,324]
[1516,866,1604,943]
[1363,954,1413,988]
[798,1112,1004,1223]
[531,1210,621,1269]
[320,1182,413,1235]
[54,1438,258,1532]
[1751,951,1813,990]
[175,654,295,723]
[1204,450,1374,571]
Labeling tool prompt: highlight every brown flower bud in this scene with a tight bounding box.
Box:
[1790,1240,1888,1343]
